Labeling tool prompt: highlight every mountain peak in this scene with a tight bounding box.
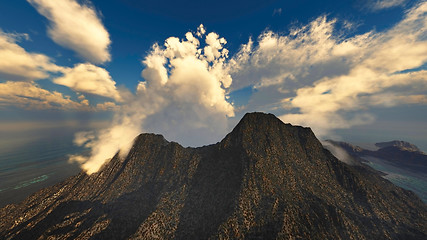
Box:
[1,112,426,239]
[134,133,169,146]
[221,112,318,151]
[239,112,281,123]
[234,112,296,130]
[375,140,421,152]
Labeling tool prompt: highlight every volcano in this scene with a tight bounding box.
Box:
[1,112,426,239]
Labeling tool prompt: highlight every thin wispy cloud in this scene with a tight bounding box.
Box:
[27,0,111,64]
[0,120,110,132]
[371,0,407,10]
[273,8,282,16]
[0,81,118,111]
[0,81,88,110]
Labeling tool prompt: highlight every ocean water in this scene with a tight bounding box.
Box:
[0,127,84,207]
[362,156,427,203]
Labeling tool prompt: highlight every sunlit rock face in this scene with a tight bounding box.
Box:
[1,112,426,239]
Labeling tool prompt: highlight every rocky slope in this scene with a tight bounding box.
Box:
[0,113,426,239]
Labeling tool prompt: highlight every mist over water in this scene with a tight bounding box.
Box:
[0,127,85,207]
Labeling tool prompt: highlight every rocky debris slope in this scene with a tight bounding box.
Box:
[1,113,426,239]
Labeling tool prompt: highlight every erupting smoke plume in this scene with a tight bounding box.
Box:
[70,25,234,174]
[70,2,427,174]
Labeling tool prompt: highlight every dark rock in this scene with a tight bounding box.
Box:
[1,112,426,239]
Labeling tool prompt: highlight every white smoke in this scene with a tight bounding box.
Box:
[70,3,427,175]
[322,141,357,165]
[70,25,234,174]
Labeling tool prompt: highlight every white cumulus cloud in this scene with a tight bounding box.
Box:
[54,63,122,101]
[69,3,427,174]
[0,30,119,111]
[230,2,427,137]
[279,2,427,136]
[27,0,111,64]
[70,26,234,174]
[0,30,120,110]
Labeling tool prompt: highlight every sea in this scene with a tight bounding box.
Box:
[0,127,84,207]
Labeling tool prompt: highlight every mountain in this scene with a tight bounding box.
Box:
[326,140,427,173]
[375,141,421,152]
[1,112,426,239]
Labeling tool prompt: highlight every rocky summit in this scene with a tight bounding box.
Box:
[0,112,426,239]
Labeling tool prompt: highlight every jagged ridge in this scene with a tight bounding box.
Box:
[1,112,426,239]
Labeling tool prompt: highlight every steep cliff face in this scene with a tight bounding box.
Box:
[1,113,426,239]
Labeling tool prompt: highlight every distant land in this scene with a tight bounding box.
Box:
[1,112,425,239]
[324,139,427,203]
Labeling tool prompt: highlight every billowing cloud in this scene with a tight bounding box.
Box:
[0,30,62,81]
[27,0,111,64]
[71,25,234,174]
[371,0,407,10]
[280,2,427,136]
[70,3,427,175]
[230,2,427,137]
[54,63,122,101]
[228,16,352,90]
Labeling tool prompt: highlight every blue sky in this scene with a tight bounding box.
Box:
[0,0,426,172]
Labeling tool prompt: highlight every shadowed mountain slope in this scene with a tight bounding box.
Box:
[1,112,426,239]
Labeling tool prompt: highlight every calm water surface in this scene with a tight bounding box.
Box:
[0,127,84,207]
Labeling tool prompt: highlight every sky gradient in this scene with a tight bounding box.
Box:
[0,0,426,173]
